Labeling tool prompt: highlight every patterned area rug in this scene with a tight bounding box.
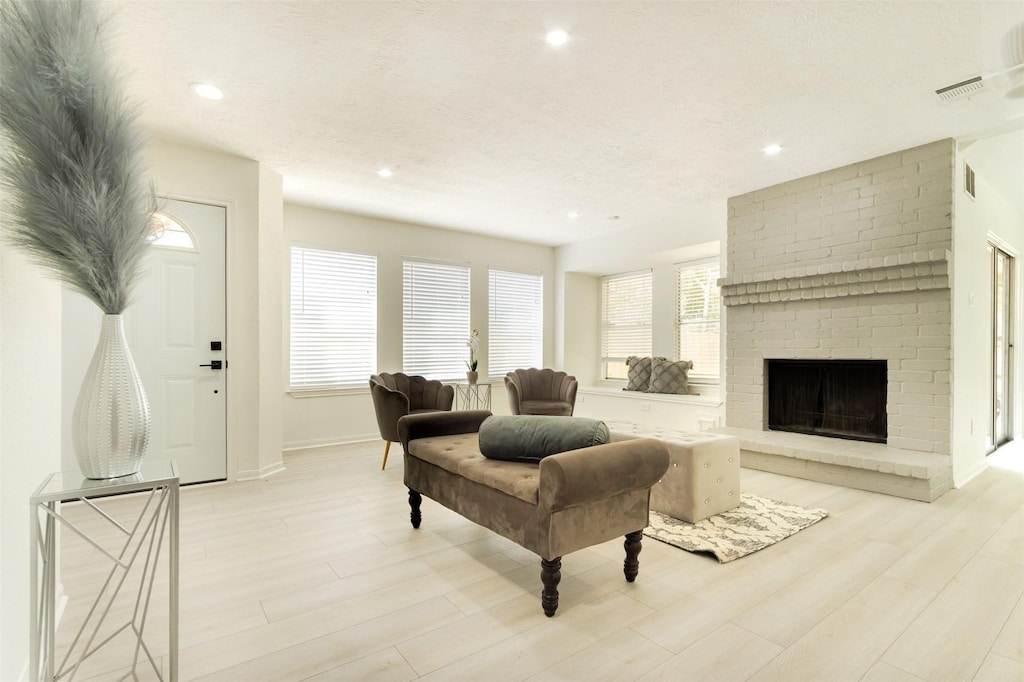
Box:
[645,494,829,563]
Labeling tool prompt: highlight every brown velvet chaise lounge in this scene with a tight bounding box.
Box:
[398,410,670,616]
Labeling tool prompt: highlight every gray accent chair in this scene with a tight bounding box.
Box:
[370,372,454,469]
[504,368,578,416]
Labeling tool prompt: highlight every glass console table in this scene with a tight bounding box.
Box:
[30,461,179,682]
[453,382,492,411]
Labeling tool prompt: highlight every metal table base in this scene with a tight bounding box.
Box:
[30,462,179,682]
[454,382,492,411]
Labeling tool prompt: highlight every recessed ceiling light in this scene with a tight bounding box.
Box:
[377,168,393,178]
[546,29,570,47]
[568,211,579,219]
[190,82,223,100]
[763,144,782,155]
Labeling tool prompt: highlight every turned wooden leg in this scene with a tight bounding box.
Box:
[408,489,422,528]
[623,531,643,582]
[541,557,562,617]
[381,441,392,470]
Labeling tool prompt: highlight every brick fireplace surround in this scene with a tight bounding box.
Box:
[715,139,954,501]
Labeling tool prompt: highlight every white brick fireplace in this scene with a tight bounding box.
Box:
[717,139,955,501]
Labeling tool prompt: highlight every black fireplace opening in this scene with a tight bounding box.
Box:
[766,359,887,443]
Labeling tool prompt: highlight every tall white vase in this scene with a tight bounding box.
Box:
[72,314,151,479]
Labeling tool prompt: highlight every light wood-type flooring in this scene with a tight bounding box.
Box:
[55,440,1024,681]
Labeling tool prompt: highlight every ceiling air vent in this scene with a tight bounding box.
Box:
[935,76,987,101]
[965,163,976,198]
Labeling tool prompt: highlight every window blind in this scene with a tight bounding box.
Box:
[289,246,377,390]
[601,270,652,379]
[403,259,471,380]
[489,269,543,377]
[676,259,721,382]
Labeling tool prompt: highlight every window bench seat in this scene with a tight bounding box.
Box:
[578,386,722,406]
[574,387,725,434]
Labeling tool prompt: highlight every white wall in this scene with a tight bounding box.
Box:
[257,165,285,477]
[282,203,556,449]
[952,134,1024,486]
[0,245,63,681]
[560,272,600,386]
[142,137,283,480]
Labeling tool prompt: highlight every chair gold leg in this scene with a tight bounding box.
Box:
[382,441,392,470]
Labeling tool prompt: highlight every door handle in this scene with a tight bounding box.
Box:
[199,360,223,370]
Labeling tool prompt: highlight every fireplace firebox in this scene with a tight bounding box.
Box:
[766,360,887,443]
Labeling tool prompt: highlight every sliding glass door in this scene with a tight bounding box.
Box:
[988,244,1015,453]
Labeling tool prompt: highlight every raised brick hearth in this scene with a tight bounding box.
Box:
[717,139,954,501]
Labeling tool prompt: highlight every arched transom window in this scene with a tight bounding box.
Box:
[148,212,197,251]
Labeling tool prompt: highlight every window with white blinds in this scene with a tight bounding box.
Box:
[676,259,721,382]
[489,269,543,377]
[403,259,470,380]
[289,246,377,391]
[601,270,652,379]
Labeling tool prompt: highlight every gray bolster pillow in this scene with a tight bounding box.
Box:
[478,415,610,462]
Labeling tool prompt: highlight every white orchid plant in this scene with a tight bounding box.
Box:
[466,329,480,371]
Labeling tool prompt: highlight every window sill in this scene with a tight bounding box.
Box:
[288,386,368,399]
[579,386,722,407]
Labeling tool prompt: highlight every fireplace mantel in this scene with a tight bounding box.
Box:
[719,248,950,307]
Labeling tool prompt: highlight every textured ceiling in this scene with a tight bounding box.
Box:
[100,1,1024,246]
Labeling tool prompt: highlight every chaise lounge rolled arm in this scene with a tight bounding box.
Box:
[538,442,668,511]
[398,410,669,616]
[398,409,491,446]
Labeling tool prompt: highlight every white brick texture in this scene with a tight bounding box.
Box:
[724,139,954,455]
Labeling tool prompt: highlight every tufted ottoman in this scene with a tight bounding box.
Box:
[610,426,741,523]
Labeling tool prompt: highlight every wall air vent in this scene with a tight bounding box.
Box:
[965,163,976,198]
[935,76,987,101]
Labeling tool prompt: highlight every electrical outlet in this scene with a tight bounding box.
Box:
[640,403,651,412]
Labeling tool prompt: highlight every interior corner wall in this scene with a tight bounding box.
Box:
[281,203,557,450]
[257,165,285,477]
[560,272,600,386]
[952,144,1024,486]
[554,212,724,390]
[1,246,62,682]
[143,137,272,481]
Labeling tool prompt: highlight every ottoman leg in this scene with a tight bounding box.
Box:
[541,557,562,617]
[408,489,422,528]
[623,530,643,582]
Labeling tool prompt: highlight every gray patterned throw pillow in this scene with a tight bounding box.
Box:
[649,359,694,394]
[625,356,666,392]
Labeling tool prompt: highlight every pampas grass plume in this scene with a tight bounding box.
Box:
[0,0,156,314]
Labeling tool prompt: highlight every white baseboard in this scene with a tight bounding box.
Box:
[283,433,379,452]
[55,582,68,632]
[953,458,988,488]
[20,585,68,682]
[236,460,286,481]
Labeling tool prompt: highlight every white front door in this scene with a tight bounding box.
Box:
[62,198,227,484]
